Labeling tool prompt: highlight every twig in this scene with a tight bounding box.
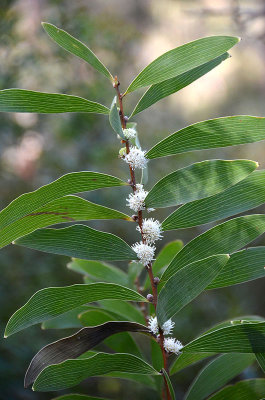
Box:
[113,78,171,400]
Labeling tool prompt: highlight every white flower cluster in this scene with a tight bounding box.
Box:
[122,127,136,140]
[148,316,183,355]
[131,242,155,266]
[148,316,174,336]
[137,218,163,244]
[164,338,183,355]
[124,146,148,170]
[126,184,148,212]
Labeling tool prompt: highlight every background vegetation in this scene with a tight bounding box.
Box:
[1,0,265,398]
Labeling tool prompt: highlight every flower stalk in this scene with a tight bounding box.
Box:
[113,77,172,400]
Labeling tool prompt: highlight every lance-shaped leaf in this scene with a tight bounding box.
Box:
[256,353,265,373]
[109,96,125,138]
[185,353,255,400]
[171,315,264,375]
[144,240,183,290]
[146,116,265,159]
[207,247,265,289]
[163,169,265,230]
[145,159,257,209]
[25,321,149,388]
[130,53,229,116]
[0,196,132,248]
[170,353,215,375]
[157,254,229,324]
[14,224,136,261]
[0,89,109,114]
[98,300,145,325]
[208,379,265,400]
[42,22,113,80]
[42,306,90,330]
[67,259,128,286]
[162,369,176,400]
[125,36,239,93]
[162,214,265,282]
[183,321,265,353]
[4,283,146,337]
[32,352,159,391]
[0,171,127,231]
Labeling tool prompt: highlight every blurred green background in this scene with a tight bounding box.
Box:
[1,0,265,399]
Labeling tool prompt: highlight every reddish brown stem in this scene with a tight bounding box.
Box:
[113,77,171,400]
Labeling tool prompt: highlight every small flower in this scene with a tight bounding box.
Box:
[124,146,148,170]
[148,316,159,335]
[132,242,155,266]
[164,337,183,355]
[126,184,148,212]
[137,218,163,244]
[123,127,137,140]
[162,318,175,335]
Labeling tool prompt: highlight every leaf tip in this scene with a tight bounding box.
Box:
[255,161,260,168]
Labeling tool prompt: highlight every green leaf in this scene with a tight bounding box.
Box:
[185,353,255,400]
[0,89,109,114]
[32,352,159,391]
[163,169,265,230]
[162,214,265,282]
[144,240,183,290]
[53,395,108,400]
[145,159,257,209]
[106,372,156,389]
[146,116,265,159]
[98,299,145,325]
[125,36,239,93]
[208,379,265,400]
[157,254,229,324]
[67,259,128,286]
[109,96,124,138]
[0,171,127,232]
[207,246,265,289]
[42,22,113,80]
[170,353,215,375]
[204,316,264,335]
[130,53,229,116]
[183,321,265,353]
[255,353,265,373]
[162,369,176,400]
[14,224,136,261]
[41,306,89,329]
[4,283,146,337]
[25,321,149,388]
[0,195,132,248]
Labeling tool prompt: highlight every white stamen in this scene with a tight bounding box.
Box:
[137,218,163,244]
[132,242,155,266]
[126,185,148,212]
[124,146,148,170]
[164,337,183,354]
[148,316,159,335]
[162,319,175,335]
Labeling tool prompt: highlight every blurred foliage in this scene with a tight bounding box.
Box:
[0,0,265,399]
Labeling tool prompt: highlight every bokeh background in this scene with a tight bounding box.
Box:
[1,0,265,399]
